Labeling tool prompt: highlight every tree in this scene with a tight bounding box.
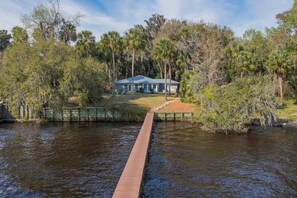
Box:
[153,39,175,100]
[22,0,80,42]
[100,31,121,97]
[225,42,250,78]
[76,30,96,58]
[266,49,294,102]
[11,26,29,44]
[123,27,145,93]
[136,14,166,78]
[58,22,77,43]
[279,0,297,35]
[0,30,11,68]
[0,30,11,51]
[195,75,277,133]
[0,37,105,116]
[242,29,269,73]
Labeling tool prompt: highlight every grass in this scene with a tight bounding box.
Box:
[90,93,176,121]
[276,99,297,121]
[97,93,175,109]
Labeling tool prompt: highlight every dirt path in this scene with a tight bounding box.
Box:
[157,99,196,112]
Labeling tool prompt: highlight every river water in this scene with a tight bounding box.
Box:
[142,122,297,197]
[0,122,140,197]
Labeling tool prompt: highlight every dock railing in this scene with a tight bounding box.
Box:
[154,112,194,121]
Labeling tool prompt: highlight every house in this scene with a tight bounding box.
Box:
[115,75,179,93]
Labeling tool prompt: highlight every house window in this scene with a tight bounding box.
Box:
[153,84,156,88]
[135,84,139,90]
[144,84,147,89]
[124,84,127,89]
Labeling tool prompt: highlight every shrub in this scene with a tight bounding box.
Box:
[195,75,278,133]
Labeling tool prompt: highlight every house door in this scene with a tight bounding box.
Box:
[128,84,131,91]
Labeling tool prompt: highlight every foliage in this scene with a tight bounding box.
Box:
[123,27,146,92]
[12,26,29,44]
[153,38,175,100]
[195,75,278,133]
[0,30,11,52]
[266,49,294,102]
[0,38,105,116]
[1,0,297,127]
[22,0,80,42]
[100,31,122,96]
[286,75,297,101]
[179,71,195,102]
[75,30,96,58]
[266,49,294,76]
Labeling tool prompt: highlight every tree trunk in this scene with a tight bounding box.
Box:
[125,64,128,79]
[115,61,118,81]
[159,64,163,79]
[169,63,172,96]
[0,51,2,68]
[132,48,135,94]
[112,50,116,97]
[164,62,167,101]
[278,74,284,103]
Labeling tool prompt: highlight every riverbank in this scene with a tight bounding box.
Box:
[1,95,296,126]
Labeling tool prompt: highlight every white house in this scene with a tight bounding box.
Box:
[115,75,179,93]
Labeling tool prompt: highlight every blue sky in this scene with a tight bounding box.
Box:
[0,0,293,40]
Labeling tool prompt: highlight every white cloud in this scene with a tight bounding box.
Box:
[230,0,293,36]
[59,0,131,39]
[0,0,294,39]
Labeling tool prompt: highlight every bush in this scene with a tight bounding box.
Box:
[179,71,196,102]
[195,75,278,133]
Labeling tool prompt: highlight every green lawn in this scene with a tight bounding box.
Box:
[276,103,297,121]
[97,93,175,109]
[89,93,176,121]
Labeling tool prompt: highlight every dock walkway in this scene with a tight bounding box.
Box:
[113,112,154,198]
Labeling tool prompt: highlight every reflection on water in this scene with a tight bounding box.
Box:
[0,122,140,197]
[142,122,297,197]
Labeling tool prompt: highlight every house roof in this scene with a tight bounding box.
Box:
[115,75,179,84]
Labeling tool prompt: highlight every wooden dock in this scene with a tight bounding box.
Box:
[154,112,194,121]
[113,112,154,198]
[43,107,141,122]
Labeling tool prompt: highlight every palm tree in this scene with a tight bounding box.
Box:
[59,22,77,43]
[153,39,175,101]
[123,27,145,93]
[266,49,293,102]
[11,26,29,44]
[100,31,121,97]
[75,30,96,58]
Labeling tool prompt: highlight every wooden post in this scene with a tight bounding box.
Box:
[0,105,3,119]
[104,108,107,121]
[86,108,90,122]
[61,109,64,121]
[96,108,98,122]
[174,112,176,122]
[78,108,81,122]
[112,109,114,122]
[70,109,72,122]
